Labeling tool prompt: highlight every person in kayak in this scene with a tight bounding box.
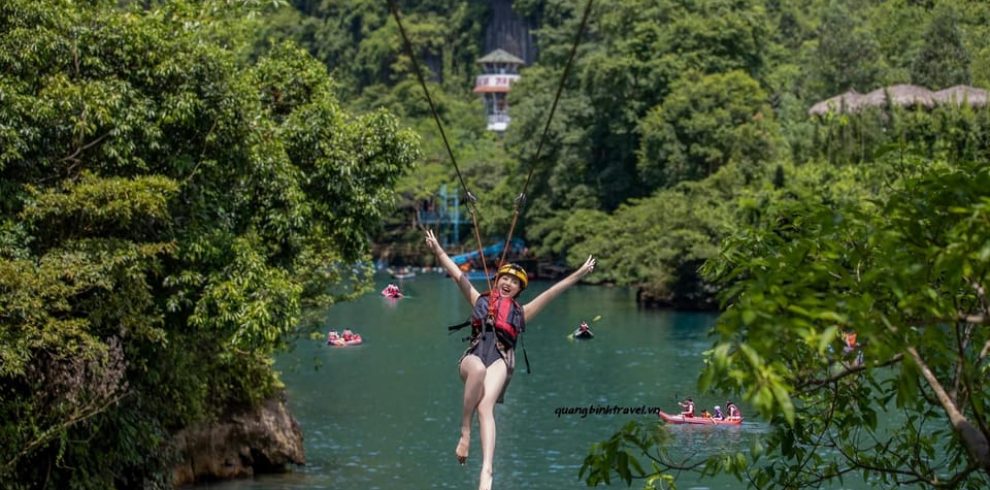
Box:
[425,229,596,490]
[382,283,401,297]
[679,398,695,417]
[725,400,742,419]
[713,405,725,420]
[573,321,594,339]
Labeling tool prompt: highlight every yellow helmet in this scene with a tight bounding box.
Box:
[496,263,528,289]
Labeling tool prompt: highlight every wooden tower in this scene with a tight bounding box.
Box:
[474,49,525,132]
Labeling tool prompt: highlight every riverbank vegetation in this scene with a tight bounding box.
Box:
[1,0,417,487]
[581,155,990,488]
[267,1,990,488]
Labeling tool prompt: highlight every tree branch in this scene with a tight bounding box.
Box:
[796,354,903,392]
[2,392,129,471]
[959,314,987,324]
[182,119,220,185]
[832,429,930,485]
[906,346,990,476]
[950,321,973,403]
[60,131,112,164]
[785,383,838,488]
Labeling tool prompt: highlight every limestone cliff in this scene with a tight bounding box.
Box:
[171,396,304,486]
[485,0,536,64]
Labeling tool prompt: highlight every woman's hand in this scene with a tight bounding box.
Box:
[425,229,443,255]
[578,255,596,277]
[524,254,597,321]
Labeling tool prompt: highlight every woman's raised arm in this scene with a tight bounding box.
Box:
[425,229,480,305]
[522,255,596,321]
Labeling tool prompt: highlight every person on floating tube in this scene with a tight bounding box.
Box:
[425,229,596,490]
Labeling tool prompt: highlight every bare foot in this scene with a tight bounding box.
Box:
[455,434,469,465]
[478,467,493,490]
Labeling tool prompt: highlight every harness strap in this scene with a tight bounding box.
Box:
[447,320,471,333]
[446,294,530,374]
[520,333,531,374]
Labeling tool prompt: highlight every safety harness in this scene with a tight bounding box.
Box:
[448,292,531,373]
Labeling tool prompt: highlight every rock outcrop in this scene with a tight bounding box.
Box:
[485,0,536,64]
[171,396,304,486]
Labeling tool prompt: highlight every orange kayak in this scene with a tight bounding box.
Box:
[657,410,742,425]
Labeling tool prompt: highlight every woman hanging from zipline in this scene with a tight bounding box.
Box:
[425,229,596,490]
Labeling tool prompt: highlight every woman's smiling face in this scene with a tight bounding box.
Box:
[496,273,522,298]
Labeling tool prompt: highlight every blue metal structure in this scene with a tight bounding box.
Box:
[449,238,525,266]
[416,184,471,247]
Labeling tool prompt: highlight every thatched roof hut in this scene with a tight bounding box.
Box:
[932,85,988,107]
[810,84,989,116]
[808,90,864,116]
[862,84,935,110]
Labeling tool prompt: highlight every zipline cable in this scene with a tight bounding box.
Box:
[389,0,595,281]
[388,0,494,293]
[498,0,595,268]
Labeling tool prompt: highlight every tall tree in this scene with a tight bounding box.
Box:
[911,5,971,88]
[807,0,885,98]
[637,70,778,188]
[0,0,418,487]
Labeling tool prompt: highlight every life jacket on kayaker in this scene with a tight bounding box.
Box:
[843,330,858,354]
[679,398,695,417]
[726,401,741,418]
[382,283,401,297]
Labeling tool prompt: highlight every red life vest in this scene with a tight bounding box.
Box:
[470,292,525,344]
[446,292,531,373]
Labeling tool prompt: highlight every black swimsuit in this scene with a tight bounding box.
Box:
[470,326,503,367]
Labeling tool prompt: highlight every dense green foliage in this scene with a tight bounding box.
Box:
[580,156,990,488]
[265,0,990,301]
[251,1,990,488]
[699,156,990,488]
[5,0,990,487]
[261,4,990,485]
[0,0,417,487]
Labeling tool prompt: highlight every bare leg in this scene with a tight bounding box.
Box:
[476,359,507,490]
[457,355,486,464]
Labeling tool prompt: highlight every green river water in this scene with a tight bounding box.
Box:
[202,273,869,490]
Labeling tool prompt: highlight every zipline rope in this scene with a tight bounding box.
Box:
[498,0,595,268]
[388,0,595,282]
[388,0,494,292]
